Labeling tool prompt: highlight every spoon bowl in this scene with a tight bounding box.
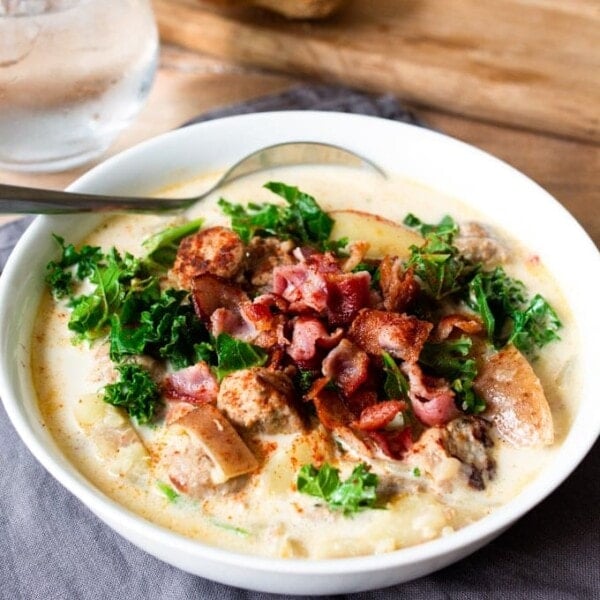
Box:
[0,142,384,214]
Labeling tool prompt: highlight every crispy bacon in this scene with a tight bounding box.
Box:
[402,362,459,426]
[434,314,483,342]
[345,389,378,417]
[321,338,370,397]
[273,260,371,324]
[379,257,420,312]
[272,263,329,313]
[310,385,354,430]
[348,309,433,363]
[163,361,218,405]
[287,316,343,363]
[210,307,255,341]
[241,295,289,347]
[354,400,408,431]
[191,274,248,320]
[326,271,371,326]
[368,428,414,459]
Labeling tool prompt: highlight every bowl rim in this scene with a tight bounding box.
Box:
[1,110,599,579]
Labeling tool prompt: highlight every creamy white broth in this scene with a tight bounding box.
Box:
[32,166,580,558]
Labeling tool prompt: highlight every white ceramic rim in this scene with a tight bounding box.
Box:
[1,111,599,582]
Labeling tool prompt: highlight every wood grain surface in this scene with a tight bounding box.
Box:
[153,0,600,143]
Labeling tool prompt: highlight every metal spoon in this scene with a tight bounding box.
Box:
[0,142,385,214]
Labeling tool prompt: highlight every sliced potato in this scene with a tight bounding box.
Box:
[74,394,150,483]
[474,345,554,447]
[329,209,423,259]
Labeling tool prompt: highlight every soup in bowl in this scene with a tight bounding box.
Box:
[1,112,598,594]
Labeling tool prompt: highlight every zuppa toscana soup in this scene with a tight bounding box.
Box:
[32,166,578,559]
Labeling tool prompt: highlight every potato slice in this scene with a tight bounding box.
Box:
[74,394,150,483]
[175,405,258,484]
[329,209,422,259]
[474,345,554,447]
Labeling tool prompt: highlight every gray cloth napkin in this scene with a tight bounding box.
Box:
[1,85,598,600]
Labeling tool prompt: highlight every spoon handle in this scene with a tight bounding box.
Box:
[0,184,187,214]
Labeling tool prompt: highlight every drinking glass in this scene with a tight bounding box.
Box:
[0,0,158,172]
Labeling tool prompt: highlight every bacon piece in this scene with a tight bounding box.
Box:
[402,362,459,426]
[239,297,288,349]
[379,257,419,312]
[368,428,414,459]
[321,339,370,397]
[434,313,483,342]
[354,400,408,431]
[172,226,245,288]
[273,256,371,324]
[311,386,354,430]
[273,263,329,313]
[191,274,249,321]
[310,386,378,457]
[210,307,256,341]
[287,316,343,363]
[163,361,218,404]
[326,271,371,326]
[345,389,378,417]
[348,309,433,363]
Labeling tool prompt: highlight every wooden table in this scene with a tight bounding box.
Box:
[1,45,599,246]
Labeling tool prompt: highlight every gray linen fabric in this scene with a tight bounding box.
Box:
[1,85,598,600]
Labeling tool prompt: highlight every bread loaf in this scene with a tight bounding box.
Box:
[201,0,347,19]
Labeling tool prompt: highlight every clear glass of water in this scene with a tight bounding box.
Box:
[0,0,158,172]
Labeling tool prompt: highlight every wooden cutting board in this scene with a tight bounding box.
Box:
[153,0,600,143]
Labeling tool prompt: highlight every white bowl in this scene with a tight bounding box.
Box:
[1,111,599,595]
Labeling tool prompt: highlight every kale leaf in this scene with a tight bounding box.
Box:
[404,214,474,300]
[45,234,103,298]
[67,248,147,341]
[214,333,268,381]
[141,218,203,272]
[297,463,380,516]
[468,268,561,355]
[218,181,336,249]
[381,351,409,400]
[103,363,161,424]
[109,288,208,369]
[419,336,485,414]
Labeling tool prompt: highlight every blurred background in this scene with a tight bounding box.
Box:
[1,0,598,243]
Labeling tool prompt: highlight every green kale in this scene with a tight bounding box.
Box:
[218,181,337,249]
[45,234,103,298]
[403,213,458,239]
[109,289,208,369]
[141,218,203,271]
[103,363,161,424]
[419,336,485,414]
[157,481,180,502]
[381,351,409,400]
[67,248,147,341]
[468,268,561,355]
[214,333,268,381]
[404,215,474,300]
[294,369,316,395]
[297,463,380,516]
